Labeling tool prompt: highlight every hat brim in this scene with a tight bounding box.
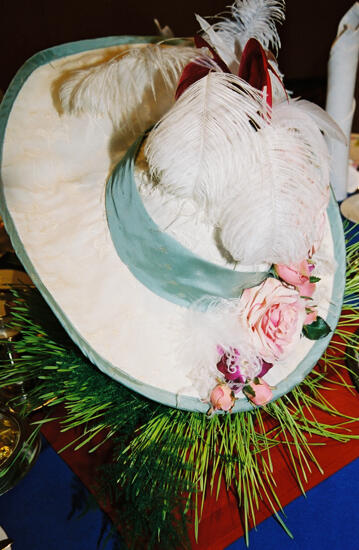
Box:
[0,37,346,412]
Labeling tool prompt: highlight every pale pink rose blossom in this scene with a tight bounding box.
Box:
[245,378,273,406]
[239,278,306,363]
[209,383,235,412]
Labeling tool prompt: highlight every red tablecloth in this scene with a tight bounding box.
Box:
[40,328,359,549]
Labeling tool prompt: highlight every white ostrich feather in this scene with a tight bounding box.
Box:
[219,100,331,265]
[268,59,287,104]
[294,99,347,144]
[59,44,198,135]
[179,298,263,399]
[145,72,265,215]
[195,14,240,73]
[213,0,285,55]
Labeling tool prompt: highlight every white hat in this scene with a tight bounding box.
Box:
[0,2,346,412]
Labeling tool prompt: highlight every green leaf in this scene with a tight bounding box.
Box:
[309,276,321,283]
[269,266,279,279]
[243,384,255,398]
[302,316,332,340]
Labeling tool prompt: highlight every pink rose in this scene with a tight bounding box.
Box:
[244,378,273,406]
[275,259,313,287]
[239,278,305,363]
[209,382,235,412]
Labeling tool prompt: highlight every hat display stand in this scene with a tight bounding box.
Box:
[0,1,359,548]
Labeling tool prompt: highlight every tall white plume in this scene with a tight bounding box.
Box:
[268,59,287,104]
[213,0,285,55]
[219,99,331,265]
[59,44,198,136]
[145,72,266,216]
[294,99,347,144]
[195,14,240,73]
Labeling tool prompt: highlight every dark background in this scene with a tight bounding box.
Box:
[1,0,358,129]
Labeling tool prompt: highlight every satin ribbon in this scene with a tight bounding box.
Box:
[105,135,268,310]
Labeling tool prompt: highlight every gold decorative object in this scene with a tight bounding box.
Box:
[0,408,40,495]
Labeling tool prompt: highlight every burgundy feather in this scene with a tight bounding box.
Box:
[238,38,272,107]
[175,35,230,100]
[175,63,212,100]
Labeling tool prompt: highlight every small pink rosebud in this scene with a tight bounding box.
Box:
[244,378,273,407]
[275,260,310,287]
[209,383,235,412]
[298,280,316,298]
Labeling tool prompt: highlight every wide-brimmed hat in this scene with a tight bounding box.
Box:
[0,3,346,412]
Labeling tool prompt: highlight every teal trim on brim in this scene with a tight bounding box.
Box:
[0,37,346,413]
[106,134,268,310]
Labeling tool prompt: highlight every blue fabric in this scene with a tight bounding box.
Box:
[343,218,359,308]
[0,437,114,550]
[0,437,358,549]
[226,457,359,550]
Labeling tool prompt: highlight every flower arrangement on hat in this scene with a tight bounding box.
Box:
[208,259,330,412]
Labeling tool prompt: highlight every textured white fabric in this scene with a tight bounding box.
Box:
[1,48,336,400]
